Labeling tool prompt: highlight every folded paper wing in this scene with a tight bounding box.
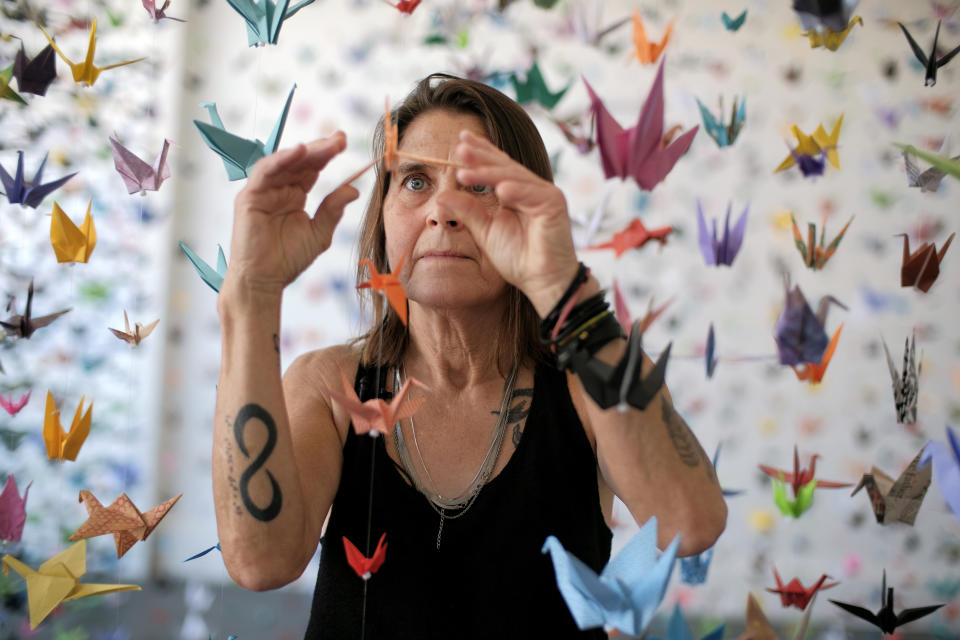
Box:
[50,200,97,263]
[0,280,71,339]
[898,232,954,292]
[109,136,172,194]
[0,151,77,209]
[650,604,725,640]
[328,366,426,436]
[226,0,315,46]
[830,570,944,634]
[697,201,748,266]
[804,16,863,51]
[766,567,838,610]
[679,548,713,585]
[919,425,960,521]
[696,96,746,148]
[852,450,931,525]
[0,474,30,542]
[510,61,569,110]
[774,284,845,366]
[69,490,182,558]
[40,19,145,86]
[631,11,674,64]
[109,310,160,347]
[0,390,31,416]
[775,116,843,173]
[43,391,92,461]
[0,63,26,105]
[12,43,57,96]
[342,532,388,580]
[588,218,673,258]
[792,324,842,384]
[358,253,409,325]
[721,10,747,32]
[895,143,960,181]
[772,476,816,517]
[179,242,227,293]
[881,334,920,425]
[737,592,815,640]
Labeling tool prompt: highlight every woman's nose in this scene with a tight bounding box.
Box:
[427,192,462,229]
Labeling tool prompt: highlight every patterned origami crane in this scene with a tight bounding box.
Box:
[588,218,673,258]
[830,570,944,634]
[0,280,71,339]
[69,490,182,558]
[773,282,845,367]
[897,232,954,292]
[12,42,56,96]
[790,214,853,270]
[775,115,843,176]
[766,567,838,610]
[696,95,746,148]
[881,333,920,425]
[109,135,172,195]
[1,540,140,629]
[630,10,674,64]
[40,19,145,86]
[358,254,409,325]
[697,201,748,266]
[109,310,160,347]
[903,139,959,192]
[179,242,228,293]
[343,532,388,580]
[0,390,31,416]
[920,425,960,522]
[0,151,77,209]
[679,547,714,586]
[852,449,931,525]
[226,0,316,46]
[43,391,93,462]
[0,474,30,542]
[50,200,97,263]
[328,366,427,437]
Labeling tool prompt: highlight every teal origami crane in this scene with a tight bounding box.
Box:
[194,84,296,181]
[179,242,227,293]
[650,605,725,640]
[226,0,316,46]
[721,10,747,32]
[696,95,746,148]
[542,517,679,636]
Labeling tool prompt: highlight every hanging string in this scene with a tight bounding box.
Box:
[360,314,386,640]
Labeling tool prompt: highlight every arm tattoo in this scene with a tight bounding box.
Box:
[234,403,283,521]
[223,420,243,518]
[660,396,716,483]
[492,388,533,447]
[272,333,280,355]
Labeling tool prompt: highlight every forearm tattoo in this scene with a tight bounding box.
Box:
[223,420,242,518]
[233,403,283,521]
[660,396,717,484]
[492,388,533,447]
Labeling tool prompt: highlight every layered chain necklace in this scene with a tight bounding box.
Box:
[393,362,518,550]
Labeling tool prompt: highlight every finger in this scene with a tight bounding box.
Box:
[249,132,347,191]
[435,190,494,246]
[311,183,360,243]
[456,164,539,190]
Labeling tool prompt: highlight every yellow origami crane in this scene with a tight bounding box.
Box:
[39,18,145,87]
[1,540,140,629]
[775,114,844,173]
[50,200,97,263]
[630,10,674,65]
[804,16,863,52]
[43,390,92,461]
[69,490,182,558]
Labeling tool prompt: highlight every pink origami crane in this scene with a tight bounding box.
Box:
[109,135,172,195]
[0,474,30,542]
[329,367,427,437]
[142,0,186,22]
[583,60,698,191]
[0,390,31,416]
[612,280,673,336]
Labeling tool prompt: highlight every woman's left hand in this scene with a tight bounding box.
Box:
[440,130,580,316]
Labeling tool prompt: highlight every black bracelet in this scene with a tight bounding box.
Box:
[555,312,625,371]
[541,292,609,347]
[539,262,589,340]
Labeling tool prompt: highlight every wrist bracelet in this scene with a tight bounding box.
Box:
[540,262,589,340]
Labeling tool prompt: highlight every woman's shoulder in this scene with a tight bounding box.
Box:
[285,342,363,383]
[283,343,364,443]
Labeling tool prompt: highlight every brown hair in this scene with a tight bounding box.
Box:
[353,73,554,374]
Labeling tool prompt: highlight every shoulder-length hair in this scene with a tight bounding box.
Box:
[353,73,554,375]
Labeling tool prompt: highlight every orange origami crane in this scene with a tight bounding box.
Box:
[358,253,409,325]
[43,391,92,462]
[792,324,842,384]
[738,592,815,640]
[50,200,96,263]
[343,532,387,580]
[39,19,145,87]
[382,0,420,14]
[766,566,838,610]
[69,490,182,558]
[588,218,673,258]
[630,10,674,64]
[897,232,954,292]
[328,366,427,436]
[108,310,159,347]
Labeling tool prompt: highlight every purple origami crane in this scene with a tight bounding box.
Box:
[0,151,77,208]
[774,282,846,366]
[583,60,699,191]
[920,425,960,522]
[109,135,172,195]
[142,0,186,22]
[697,200,748,266]
[0,474,30,542]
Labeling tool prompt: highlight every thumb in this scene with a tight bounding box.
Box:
[311,184,360,244]
[437,190,492,245]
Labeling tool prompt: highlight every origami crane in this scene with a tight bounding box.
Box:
[898,21,960,87]
[541,517,680,637]
[697,201,748,266]
[328,366,426,437]
[0,280,71,339]
[830,570,944,634]
[12,42,56,96]
[897,232,954,293]
[766,567,838,610]
[0,151,77,209]
[343,532,387,580]
[510,61,569,110]
[40,19,145,86]
[583,62,699,191]
[903,144,959,192]
[696,95,746,148]
[50,200,97,263]
[0,63,26,105]
[791,324,842,384]
[882,334,920,424]
[790,214,853,270]
[649,605,724,640]
[920,425,960,522]
[737,592,815,640]
[0,390,31,416]
[853,449,931,525]
[630,10,674,65]
[184,542,221,561]
[793,0,859,32]
[109,311,159,347]
[896,143,960,181]
[0,474,30,542]
[226,0,316,46]
[179,242,227,293]
[679,547,713,586]
[358,254,408,325]
[760,446,852,498]
[551,113,595,154]
[714,443,744,498]
[43,391,92,462]
[772,476,817,518]
[773,283,845,366]
[109,135,172,195]
[803,15,862,51]
[194,84,296,181]
[721,10,747,32]
[588,218,673,258]
[382,0,421,13]
[1,540,140,629]
[611,282,673,338]
[705,323,718,379]
[69,490,182,558]
[775,115,843,176]
[142,0,186,22]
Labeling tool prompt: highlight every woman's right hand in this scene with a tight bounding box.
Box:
[224,132,359,297]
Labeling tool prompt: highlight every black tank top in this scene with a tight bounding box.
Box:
[305,359,612,639]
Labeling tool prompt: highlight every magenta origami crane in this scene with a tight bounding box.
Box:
[0,390,31,416]
[0,474,30,542]
[109,135,172,195]
[583,60,698,191]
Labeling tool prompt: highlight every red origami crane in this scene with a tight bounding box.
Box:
[792,324,842,384]
[0,390,31,416]
[766,566,839,610]
[897,232,954,292]
[588,218,673,258]
[358,252,409,325]
[343,532,388,580]
[758,445,852,497]
[612,280,673,336]
[382,0,420,13]
[583,60,698,191]
[328,366,427,437]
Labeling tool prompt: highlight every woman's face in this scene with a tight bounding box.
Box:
[382,109,508,310]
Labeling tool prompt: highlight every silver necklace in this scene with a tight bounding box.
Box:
[393,362,517,549]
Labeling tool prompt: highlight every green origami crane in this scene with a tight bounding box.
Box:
[179,242,227,293]
[773,476,817,518]
[896,143,960,181]
[510,61,570,110]
[194,84,296,181]
[0,64,27,106]
[226,0,316,47]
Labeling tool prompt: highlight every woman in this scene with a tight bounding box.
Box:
[213,74,726,638]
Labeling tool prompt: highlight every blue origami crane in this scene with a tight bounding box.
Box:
[705,323,718,379]
[226,0,316,46]
[696,200,748,266]
[650,605,725,640]
[184,542,221,562]
[773,282,845,366]
[920,425,960,522]
[721,10,747,32]
[696,95,745,148]
[179,242,227,293]
[0,151,77,208]
[679,548,713,585]
[194,84,296,181]
[542,517,679,636]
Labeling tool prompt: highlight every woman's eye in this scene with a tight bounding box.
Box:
[470,184,493,195]
[404,176,426,191]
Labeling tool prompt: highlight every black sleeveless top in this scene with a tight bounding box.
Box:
[305,360,612,639]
